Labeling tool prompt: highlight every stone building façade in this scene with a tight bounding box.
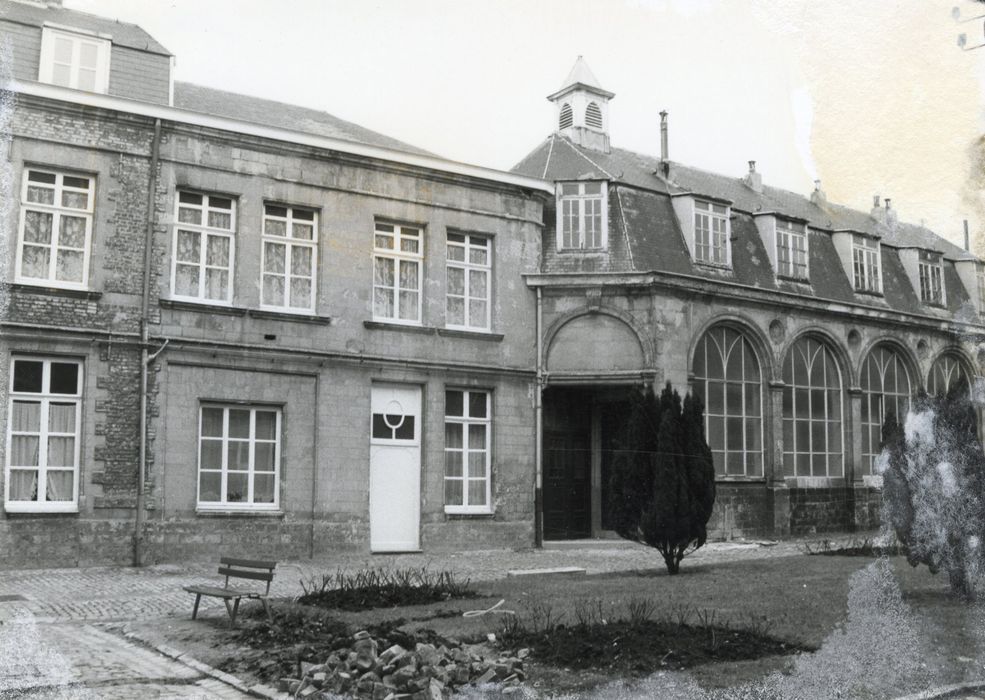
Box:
[1,3,983,568]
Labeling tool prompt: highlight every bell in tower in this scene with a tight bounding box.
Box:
[547,56,614,153]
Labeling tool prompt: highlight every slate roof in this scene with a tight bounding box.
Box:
[172,83,434,157]
[513,134,980,317]
[0,0,171,54]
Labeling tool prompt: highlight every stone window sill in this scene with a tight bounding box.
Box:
[249,309,332,325]
[159,298,248,316]
[445,509,496,519]
[9,283,101,301]
[715,477,767,484]
[784,477,847,488]
[195,508,284,518]
[363,321,503,341]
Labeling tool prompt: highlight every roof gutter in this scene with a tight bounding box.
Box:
[9,80,555,195]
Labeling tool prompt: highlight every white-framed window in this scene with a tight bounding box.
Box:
[261,204,317,313]
[852,235,881,293]
[39,27,111,93]
[197,405,280,511]
[860,345,912,476]
[782,337,844,478]
[5,357,82,513]
[373,222,422,324]
[16,169,93,289]
[776,219,808,279]
[446,233,491,331]
[557,182,606,250]
[918,251,944,306]
[171,191,236,304]
[692,327,763,478]
[694,200,730,266]
[444,389,491,513]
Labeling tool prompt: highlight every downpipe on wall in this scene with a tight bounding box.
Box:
[535,287,544,548]
[134,118,163,567]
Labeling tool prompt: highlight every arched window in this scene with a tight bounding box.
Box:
[860,345,912,474]
[585,102,603,129]
[692,327,763,477]
[928,353,970,397]
[558,104,573,130]
[782,337,843,477]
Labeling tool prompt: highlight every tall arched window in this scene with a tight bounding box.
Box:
[585,102,603,129]
[782,337,844,477]
[928,353,970,397]
[860,345,912,474]
[559,104,573,130]
[692,327,763,477]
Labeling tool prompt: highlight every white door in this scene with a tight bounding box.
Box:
[369,384,422,552]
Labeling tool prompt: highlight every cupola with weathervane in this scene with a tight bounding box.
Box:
[548,56,614,153]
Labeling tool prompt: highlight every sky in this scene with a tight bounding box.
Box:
[63,0,985,250]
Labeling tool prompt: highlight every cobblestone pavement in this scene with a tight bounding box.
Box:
[0,537,813,698]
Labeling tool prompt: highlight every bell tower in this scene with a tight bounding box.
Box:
[547,56,614,153]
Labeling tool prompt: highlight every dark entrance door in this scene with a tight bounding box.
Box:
[543,390,591,539]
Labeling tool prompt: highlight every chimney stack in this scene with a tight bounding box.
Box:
[884,198,897,225]
[965,219,971,251]
[659,111,669,162]
[744,160,763,193]
[871,195,885,222]
[810,179,826,206]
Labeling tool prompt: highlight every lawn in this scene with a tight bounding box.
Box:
[127,553,985,699]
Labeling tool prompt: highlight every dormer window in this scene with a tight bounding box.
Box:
[776,219,809,279]
[852,235,881,293]
[39,27,111,93]
[557,182,607,251]
[694,200,729,266]
[918,251,944,306]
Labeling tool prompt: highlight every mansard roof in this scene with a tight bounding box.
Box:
[173,83,434,157]
[512,134,980,318]
[0,0,171,55]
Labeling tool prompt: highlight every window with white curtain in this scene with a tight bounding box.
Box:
[694,200,730,266]
[557,182,606,250]
[5,357,82,513]
[261,204,317,313]
[171,191,236,303]
[373,222,422,323]
[197,405,281,510]
[17,169,93,289]
[444,389,491,513]
[446,233,491,331]
[852,235,881,293]
[776,219,809,279]
[39,27,110,93]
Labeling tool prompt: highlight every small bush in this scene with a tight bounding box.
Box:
[297,566,477,611]
[801,536,907,557]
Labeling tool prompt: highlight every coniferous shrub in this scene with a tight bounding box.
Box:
[880,387,985,599]
[607,382,717,574]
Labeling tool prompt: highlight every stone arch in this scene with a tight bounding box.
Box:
[927,345,978,397]
[688,313,776,383]
[780,326,855,388]
[858,336,922,394]
[544,306,651,374]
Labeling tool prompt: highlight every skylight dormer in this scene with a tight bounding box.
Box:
[556,180,608,251]
[754,213,810,281]
[671,194,732,269]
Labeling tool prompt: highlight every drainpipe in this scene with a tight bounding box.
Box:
[534,287,544,548]
[134,118,162,567]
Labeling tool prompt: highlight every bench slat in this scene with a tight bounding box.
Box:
[220,557,277,569]
[183,585,254,598]
[217,566,274,582]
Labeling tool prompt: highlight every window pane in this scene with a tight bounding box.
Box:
[448,267,465,295]
[448,244,465,262]
[445,390,464,417]
[374,288,394,318]
[227,441,250,471]
[468,478,487,506]
[26,186,55,205]
[24,211,53,244]
[470,247,488,266]
[208,211,231,230]
[201,408,223,437]
[48,402,76,431]
[469,300,487,328]
[47,436,74,467]
[28,171,57,185]
[204,269,228,300]
[61,190,89,210]
[226,473,248,503]
[56,250,84,283]
[45,471,73,501]
[398,291,418,320]
[399,260,419,290]
[263,275,285,306]
[469,269,488,298]
[200,440,222,470]
[394,415,415,440]
[199,471,221,502]
[290,279,312,308]
[255,411,277,440]
[254,442,276,473]
[76,69,96,92]
[400,237,419,254]
[374,257,394,286]
[59,216,86,248]
[9,470,39,501]
[21,246,50,280]
[52,63,71,87]
[293,223,314,241]
[264,242,285,273]
[228,410,250,438]
[13,361,44,393]
[253,474,275,504]
[445,478,463,506]
[468,452,487,479]
[206,236,230,266]
[175,264,199,297]
[375,234,394,250]
[178,206,201,225]
[469,424,486,450]
[11,401,41,432]
[176,231,200,263]
[10,436,40,467]
[291,247,312,276]
[447,297,465,326]
[469,392,487,418]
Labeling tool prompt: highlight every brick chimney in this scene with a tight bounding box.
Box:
[871,195,884,222]
[744,160,763,193]
[810,180,826,206]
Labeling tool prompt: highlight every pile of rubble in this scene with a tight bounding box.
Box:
[280,630,528,699]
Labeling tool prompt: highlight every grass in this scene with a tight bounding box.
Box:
[296,566,478,611]
[801,536,908,558]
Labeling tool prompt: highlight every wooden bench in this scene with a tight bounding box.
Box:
[183,557,276,625]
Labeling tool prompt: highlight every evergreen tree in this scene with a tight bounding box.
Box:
[607,382,717,574]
